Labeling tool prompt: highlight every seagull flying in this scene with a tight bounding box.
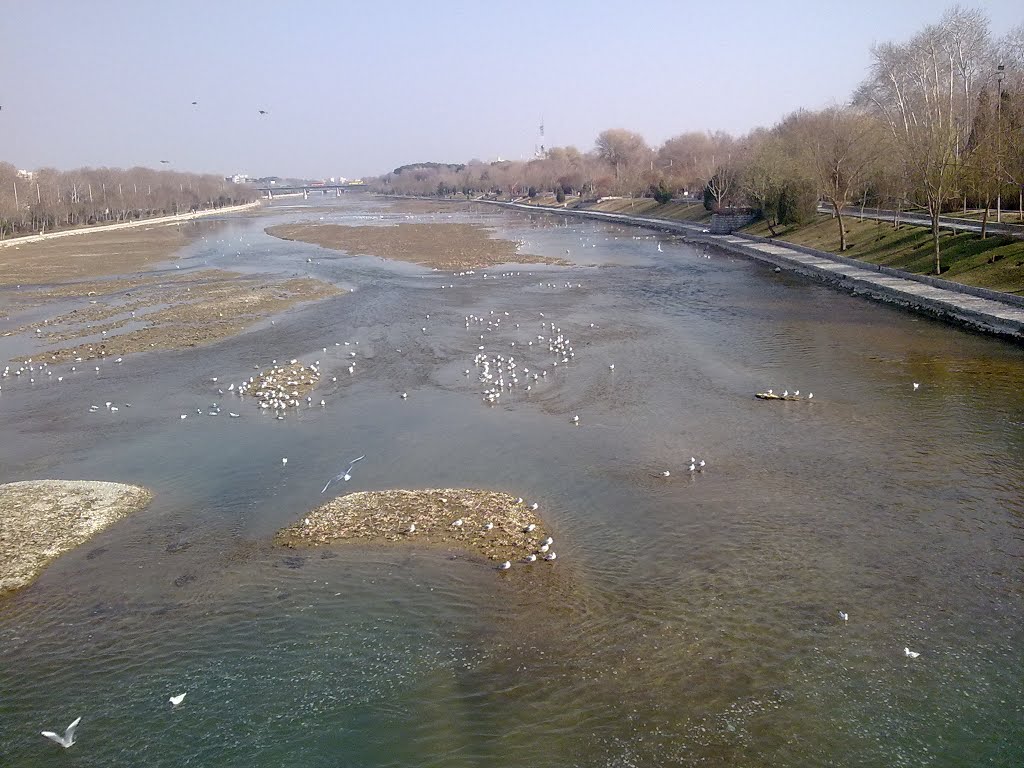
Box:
[41,717,81,749]
[904,647,920,658]
[258,109,268,115]
[321,455,365,493]
[838,611,848,622]
[169,693,186,708]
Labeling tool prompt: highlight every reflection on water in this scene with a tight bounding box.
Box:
[0,197,1022,766]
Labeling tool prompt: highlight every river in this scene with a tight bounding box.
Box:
[0,196,1021,766]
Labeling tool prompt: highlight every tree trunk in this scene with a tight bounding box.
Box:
[833,201,847,251]
[930,202,942,275]
[980,199,989,240]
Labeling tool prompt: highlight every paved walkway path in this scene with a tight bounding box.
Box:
[0,201,261,250]
[718,236,1024,340]
[491,200,1024,343]
[817,204,1024,239]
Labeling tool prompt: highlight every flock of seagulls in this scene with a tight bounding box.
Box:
[654,457,708,477]
[8,215,942,752]
[468,310,583,407]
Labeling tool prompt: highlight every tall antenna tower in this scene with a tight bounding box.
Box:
[535,116,546,158]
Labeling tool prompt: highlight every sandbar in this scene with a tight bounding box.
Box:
[276,488,555,565]
[0,480,153,595]
[265,222,567,271]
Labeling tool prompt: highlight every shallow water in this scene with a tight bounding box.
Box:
[0,197,1022,766]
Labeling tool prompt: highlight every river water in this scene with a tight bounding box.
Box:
[0,197,1021,767]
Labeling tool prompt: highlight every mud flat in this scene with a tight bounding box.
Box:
[0,480,153,595]
[0,221,218,287]
[276,488,556,565]
[15,272,341,363]
[265,222,567,271]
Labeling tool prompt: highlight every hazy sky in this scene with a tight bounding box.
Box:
[2,1,1021,179]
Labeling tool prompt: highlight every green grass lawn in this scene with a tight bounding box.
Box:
[745,214,1024,294]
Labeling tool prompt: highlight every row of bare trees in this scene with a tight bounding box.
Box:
[0,164,258,239]
[369,7,1024,274]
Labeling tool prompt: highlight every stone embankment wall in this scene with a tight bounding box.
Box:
[709,213,757,234]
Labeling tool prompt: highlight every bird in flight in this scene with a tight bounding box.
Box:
[160,160,171,164]
[321,455,366,493]
[258,109,269,115]
[41,717,81,749]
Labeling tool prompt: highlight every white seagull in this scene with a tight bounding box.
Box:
[169,693,186,708]
[41,717,81,749]
[904,647,920,658]
[838,611,848,622]
[321,455,366,493]
[498,561,511,570]
[913,382,920,391]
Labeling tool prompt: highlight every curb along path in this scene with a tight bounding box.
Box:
[487,200,1024,343]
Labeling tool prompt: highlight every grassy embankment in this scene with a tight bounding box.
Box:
[744,214,1024,294]
[514,194,713,223]
[504,194,1024,293]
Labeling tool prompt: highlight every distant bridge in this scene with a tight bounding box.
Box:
[257,183,366,198]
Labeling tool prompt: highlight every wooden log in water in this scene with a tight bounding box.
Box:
[755,393,803,401]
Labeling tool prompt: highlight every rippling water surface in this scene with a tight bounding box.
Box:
[1,198,1022,766]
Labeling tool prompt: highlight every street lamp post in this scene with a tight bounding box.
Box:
[997,64,1004,224]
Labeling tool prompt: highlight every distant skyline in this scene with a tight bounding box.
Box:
[2,0,1021,180]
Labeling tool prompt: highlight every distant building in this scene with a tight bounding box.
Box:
[226,174,252,184]
[16,169,34,180]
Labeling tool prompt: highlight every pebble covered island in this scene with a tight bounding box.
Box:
[276,488,556,566]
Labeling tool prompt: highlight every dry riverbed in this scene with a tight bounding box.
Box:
[14,272,340,363]
[265,221,567,271]
[0,480,153,595]
[0,222,213,287]
[276,489,556,565]
[1,217,342,362]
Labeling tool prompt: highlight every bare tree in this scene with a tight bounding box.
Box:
[790,107,886,250]
[856,7,992,273]
[594,129,651,194]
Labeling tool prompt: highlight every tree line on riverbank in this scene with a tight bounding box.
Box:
[368,7,1024,274]
[0,164,258,239]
